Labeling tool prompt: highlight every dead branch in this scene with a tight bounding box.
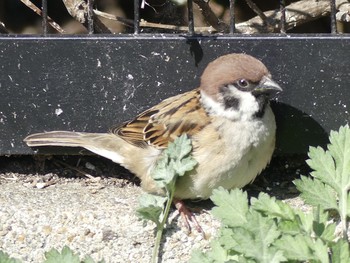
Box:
[337,1,350,22]
[192,0,228,32]
[191,0,349,33]
[93,10,134,28]
[62,0,111,33]
[55,0,350,34]
[236,0,350,33]
[94,9,217,33]
[20,0,65,33]
[245,0,273,26]
[0,21,8,34]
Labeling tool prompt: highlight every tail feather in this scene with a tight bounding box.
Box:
[24,131,87,147]
[24,131,125,164]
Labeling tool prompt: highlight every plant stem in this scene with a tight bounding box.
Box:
[151,185,176,263]
[340,189,349,240]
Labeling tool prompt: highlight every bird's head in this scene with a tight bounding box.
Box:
[200,53,282,120]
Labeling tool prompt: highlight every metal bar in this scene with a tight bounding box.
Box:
[134,0,140,34]
[187,0,194,34]
[229,0,236,34]
[87,0,94,34]
[41,0,48,35]
[279,0,286,33]
[330,0,337,33]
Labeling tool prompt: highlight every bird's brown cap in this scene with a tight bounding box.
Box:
[200,53,270,98]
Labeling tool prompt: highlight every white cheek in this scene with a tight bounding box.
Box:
[200,87,260,121]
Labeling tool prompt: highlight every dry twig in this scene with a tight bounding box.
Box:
[53,159,97,180]
[94,9,216,33]
[337,1,350,22]
[62,0,111,33]
[0,21,8,33]
[192,0,350,33]
[236,0,350,33]
[244,0,273,26]
[193,0,228,32]
[93,9,134,28]
[20,0,65,33]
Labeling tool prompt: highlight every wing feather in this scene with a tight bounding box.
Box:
[111,89,209,148]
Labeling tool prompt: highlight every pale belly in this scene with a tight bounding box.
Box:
[174,107,276,199]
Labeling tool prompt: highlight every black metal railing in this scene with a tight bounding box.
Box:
[6,0,343,35]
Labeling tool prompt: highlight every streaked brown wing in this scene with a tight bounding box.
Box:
[111,89,209,149]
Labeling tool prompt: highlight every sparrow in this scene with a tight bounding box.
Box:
[24,53,282,201]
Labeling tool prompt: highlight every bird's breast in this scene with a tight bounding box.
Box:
[175,106,276,199]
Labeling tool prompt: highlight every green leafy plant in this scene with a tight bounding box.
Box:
[0,246,104,263]
[295,125,350,240]
[0,251,22,263]
[191,125,350,263]
[191,188,349,263]
[44,246,105,263]
[136,134,197,263]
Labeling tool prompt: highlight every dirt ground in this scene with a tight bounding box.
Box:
[0,154,310,262]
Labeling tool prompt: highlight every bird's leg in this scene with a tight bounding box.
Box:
[174,199,204,234]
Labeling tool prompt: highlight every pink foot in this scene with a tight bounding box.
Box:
[174,199,204,234]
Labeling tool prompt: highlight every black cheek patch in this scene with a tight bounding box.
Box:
[219,85,240,110]
[223,96,240,110]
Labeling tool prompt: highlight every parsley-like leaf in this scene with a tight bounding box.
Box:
[0,251,22,263]
[137,135,197,263]
[44,246,80,263]
[136,194,166,226]
[211,187,248,227]
[295,125,350,239]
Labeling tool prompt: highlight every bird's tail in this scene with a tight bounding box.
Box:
[24,131,125,164]
[24,131,89,147]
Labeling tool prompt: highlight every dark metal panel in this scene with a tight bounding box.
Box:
[0,35,349,155]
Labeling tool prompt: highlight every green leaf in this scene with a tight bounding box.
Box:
[172,157,197,176]
[189,250,214,263]
[0,251,22,263]
[82,256,105,263]
[210,188,248,227]
[293,210,314,235]
[311,206,336,242]
[294,176,338,211]
[136,194,166,226]
[152,134,197,189]
[44,246,80,263]
[277,220,301,235]
[302,125,350,240]
[138,135,197,263]
[319,222,336,243]
[245,211,281,247]
[331,239,350,263]
[229,212,285,263]
[167,134,193,160]
[328,125,350,189]
[312,238,333,263]
[275,234,328,263]
[306,146,339,192]
[217,227,239,250]
[251,192,295,220]
[152,154,176,189]
[190,240,240,263]
[233,225,286,263]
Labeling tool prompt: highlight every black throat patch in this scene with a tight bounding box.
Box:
[254,95,269,118]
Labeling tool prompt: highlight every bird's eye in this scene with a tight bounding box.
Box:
[237,79,249,88]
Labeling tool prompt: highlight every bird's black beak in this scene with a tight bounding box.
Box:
[252,76,282,97]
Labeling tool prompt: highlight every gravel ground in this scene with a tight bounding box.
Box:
[0,155,309,262]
